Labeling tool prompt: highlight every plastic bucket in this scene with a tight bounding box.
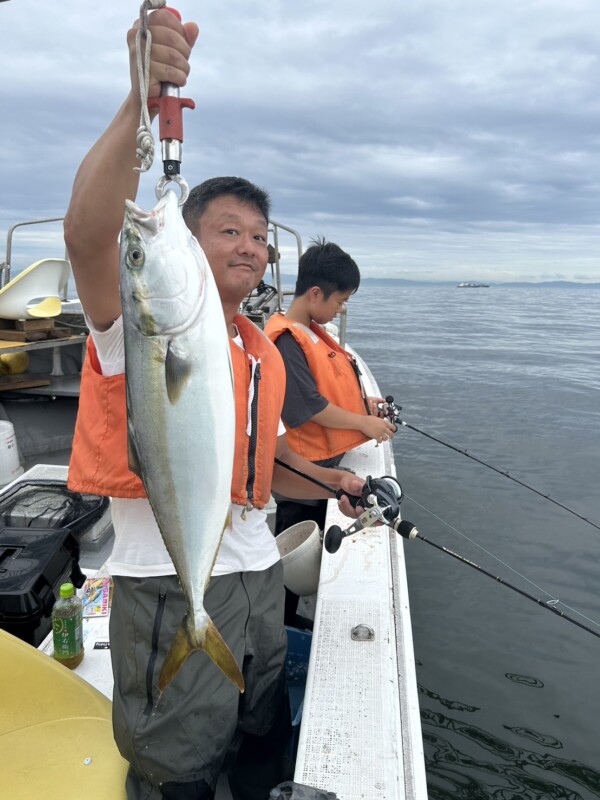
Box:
[276,521,322,597]
[0,421,24,486]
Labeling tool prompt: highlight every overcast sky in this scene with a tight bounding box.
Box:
[2,0,600,283]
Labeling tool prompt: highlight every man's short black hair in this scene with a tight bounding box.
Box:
[294,237,360,298]
[182,176,271,229]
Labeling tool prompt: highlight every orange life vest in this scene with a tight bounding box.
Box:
[229,314,286,509]
[264,312,370,461]
[68,315,285,509]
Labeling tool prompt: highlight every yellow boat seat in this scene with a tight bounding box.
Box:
[0,258,70,320]
[0,628,127,799]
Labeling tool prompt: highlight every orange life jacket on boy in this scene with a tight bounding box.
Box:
[265,313,370,461]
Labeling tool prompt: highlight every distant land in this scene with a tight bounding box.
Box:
[279,275,600,289]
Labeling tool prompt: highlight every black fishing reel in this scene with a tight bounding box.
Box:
[380,395,403,427]
[325,475,418,554]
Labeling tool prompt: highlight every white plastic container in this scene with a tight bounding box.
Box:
[276,520,323,597]
[0,420,24,486]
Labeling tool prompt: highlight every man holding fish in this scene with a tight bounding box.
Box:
[65,7,365,800]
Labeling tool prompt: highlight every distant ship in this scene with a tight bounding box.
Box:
[457,281,490,288]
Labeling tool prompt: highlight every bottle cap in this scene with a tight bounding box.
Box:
[59,583,75,599]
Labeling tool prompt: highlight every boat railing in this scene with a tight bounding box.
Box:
[3,215,350,346]
[1,217,70,298]
[269,219,303,313]
[265,220,348,347]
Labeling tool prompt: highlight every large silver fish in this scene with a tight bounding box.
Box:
[120,188,243,694]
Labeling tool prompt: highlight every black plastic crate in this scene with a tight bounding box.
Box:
[0,479,108,535]
[0,527,85,646]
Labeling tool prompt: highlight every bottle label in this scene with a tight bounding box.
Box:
[52,612,83,659]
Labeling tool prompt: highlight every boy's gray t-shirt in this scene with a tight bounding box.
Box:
[274,330,328,428]
[272,331,344,506]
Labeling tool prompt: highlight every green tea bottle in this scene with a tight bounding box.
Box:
[52,582,84,669]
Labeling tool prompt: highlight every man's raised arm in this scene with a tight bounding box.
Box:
[63,9,198,331]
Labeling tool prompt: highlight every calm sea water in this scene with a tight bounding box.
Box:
[346,286,600,800]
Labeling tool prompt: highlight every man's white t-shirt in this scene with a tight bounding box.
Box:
[88,315,281,578]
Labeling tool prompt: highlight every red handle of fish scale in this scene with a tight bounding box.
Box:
[148,96,196,141]
[147,5,196,142]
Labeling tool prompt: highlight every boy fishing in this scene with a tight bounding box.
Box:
[264,239,396,627]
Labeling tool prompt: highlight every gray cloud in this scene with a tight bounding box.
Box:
[1,0,600,282]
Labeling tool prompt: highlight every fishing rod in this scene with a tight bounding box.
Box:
[382,397,600,532]
[274,457,336,496]
[274,455,399,513]
[275,457,600,641]
[395,525,600,641]
[274,457,417,552]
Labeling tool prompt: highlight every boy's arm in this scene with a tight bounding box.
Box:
[276,332,396,441]
[273,436,365,517]
[312,403,396,441]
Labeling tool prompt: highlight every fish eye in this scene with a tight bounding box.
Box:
[127,243,145,269]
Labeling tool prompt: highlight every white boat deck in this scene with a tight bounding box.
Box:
[294,354,426,799]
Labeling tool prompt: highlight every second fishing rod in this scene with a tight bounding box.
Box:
[380,396,600,532]
[274,456,600,642]
[274,456,417,553]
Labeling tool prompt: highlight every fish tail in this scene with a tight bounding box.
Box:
[158,618,245,694]
[203,618,245,693]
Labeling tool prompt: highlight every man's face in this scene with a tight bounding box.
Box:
[193,195,269,307]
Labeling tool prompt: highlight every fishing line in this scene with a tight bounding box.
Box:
[405,493,600,632]
[390,408,600,532]
[403,528,600,641]
[406,494,553,597]
[274,456,600,638]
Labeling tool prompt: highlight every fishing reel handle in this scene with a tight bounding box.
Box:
[380,395,403,427]
[327,475,415,553]
[324,513,418,554]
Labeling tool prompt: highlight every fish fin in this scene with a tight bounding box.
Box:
[203,619,245,693]
[158,617,245,694]
[158,623,192,693]
[165,339,192,404]
[127,420,143,478]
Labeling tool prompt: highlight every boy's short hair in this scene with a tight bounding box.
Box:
[182,176,271,229]
[294,237,360,298]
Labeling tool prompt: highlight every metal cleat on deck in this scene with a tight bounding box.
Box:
[269,780,339,800]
